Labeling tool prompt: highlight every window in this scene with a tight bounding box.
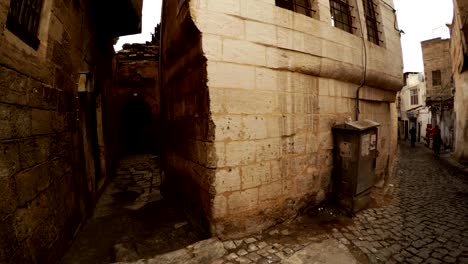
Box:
[410,89,419,105]
[363,0,381,45]
[330,0,354,33]
[6,0,44,49]
[432,70,441,86]
[275,0,315,17]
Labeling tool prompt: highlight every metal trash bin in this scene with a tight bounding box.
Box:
[332,119,380,213]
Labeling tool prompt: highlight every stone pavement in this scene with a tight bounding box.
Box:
[120,142,467,264]
[61,154,205,264]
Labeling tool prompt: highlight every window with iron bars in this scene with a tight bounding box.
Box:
[329,0,355,33]
[275,0,315,18]
[363,0,381,45]
[7,0,44,49]
[410,89,419,105]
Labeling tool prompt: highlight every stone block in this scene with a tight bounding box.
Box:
[215,142,226,167]
[194,11,245,39]
[265,116,281,137]
[258,181,282,202]
[0,176,17,215]
[303,34,322,55]
[274,6,294,28]
[256,137,281,161]
[240,0,275,24]
[318,132,333,151]
[209,87,225,114]
[0,141,20,178]
[227,188,258,211]
[266,47,291,69]
[207,62,255,89]
[213,114,243,141]
[255,67,278,91]
[277,27,294,50]
[222,39,266,66]
[225,140,256,166]
[243,115,267,140]
[292,31,305,52]
[277,71,292,92]
[318,96,335,114]
[214,168,241,194]
[282,132,307,155]
[0,104,11,140]
[19,136,50,169]
[245,21,277,46]
[207,0,241,15]
[15,163,51,205]
[318,78,329,96]
[202,33,223,60]
[32,109,53,135]
[224,89,279,114]
[212,195,227,219]
[0,66,29,106]
[241,162,272,189]
[0,104,31,140]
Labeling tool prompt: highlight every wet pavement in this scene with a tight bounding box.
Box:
[60,154,205,264]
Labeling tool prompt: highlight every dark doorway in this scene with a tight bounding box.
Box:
[121,96,153,154]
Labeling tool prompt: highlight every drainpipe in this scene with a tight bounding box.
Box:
[355,1,367,121]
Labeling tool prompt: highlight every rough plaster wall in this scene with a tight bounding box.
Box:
[422,39,452,98]
[161,0,215,233]
[0,0,115,262]
[188,0,402,238]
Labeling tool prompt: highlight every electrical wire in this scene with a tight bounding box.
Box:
[379,0,405,34]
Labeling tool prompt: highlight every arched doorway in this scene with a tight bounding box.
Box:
[121,96,153,154]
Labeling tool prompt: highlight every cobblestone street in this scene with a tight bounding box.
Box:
[328,142,468,263]
[64,143,468,264]
[206,142,468,264]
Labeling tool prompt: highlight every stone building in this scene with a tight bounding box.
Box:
[397,72,430,142]
[110,42,161,157]
[0,0,141,262]
[421,38,455,151]
[160,0,402,238]
[450,0,468,163]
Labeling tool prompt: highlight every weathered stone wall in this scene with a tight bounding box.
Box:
[0,0,117,262]
[422,38,455,149]
[111,43,161,156]
[161,0,214,233]
[450,0,468,163]
[422,38,452,99]
[178,0,403,237]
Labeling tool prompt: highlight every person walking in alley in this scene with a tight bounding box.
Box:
[432,125,443,156]
[409,126,417,147]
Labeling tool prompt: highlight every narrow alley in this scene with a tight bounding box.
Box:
[60,155,206,264]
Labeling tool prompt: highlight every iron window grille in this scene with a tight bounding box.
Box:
[432,70,441,86]
[410,89,419,105]
[275,0,316,18]
[363,0,382,45]
[329,0,356,33]
[7,0,44,49]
